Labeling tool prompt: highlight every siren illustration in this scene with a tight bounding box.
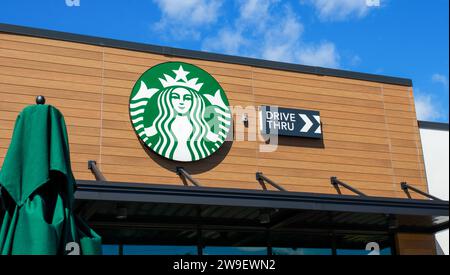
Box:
[129,62,232,162]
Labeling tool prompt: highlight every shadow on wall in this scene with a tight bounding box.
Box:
[139,139,233,175]
[263,135,325,149]
[136,122,325,176]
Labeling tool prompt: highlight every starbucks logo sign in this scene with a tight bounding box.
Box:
[129,62,232,162]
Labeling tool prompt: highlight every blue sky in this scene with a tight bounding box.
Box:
[0,0,448,122]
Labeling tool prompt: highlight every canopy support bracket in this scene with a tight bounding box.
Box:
[176,167,201,187]
[331,177,367,197]
[88,160,107,182]
[401,182,441,201]
[256,172,286,191]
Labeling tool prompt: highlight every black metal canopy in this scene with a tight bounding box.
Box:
[74,180,449,241]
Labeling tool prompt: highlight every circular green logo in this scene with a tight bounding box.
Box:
[129,62,232,162]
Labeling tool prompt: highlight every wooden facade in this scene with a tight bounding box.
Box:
[396,233,437,255]
[0,31,429,199]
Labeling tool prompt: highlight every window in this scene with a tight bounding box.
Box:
[335,234,393,255]
[102,245,120,255]
[270,231,333,255]
[203,246,267,255]
[272,247,332,255]
[97,227,394,255]
[201,229,268,255]
[123,245,198,255]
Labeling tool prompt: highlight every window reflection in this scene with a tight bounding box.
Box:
[335,234,392,255]
[102,245,119,255]
[203,246,268,255]
[270,231,333,255]
[123,245,197,255]
[336,247,392,255]
[98,232,394,255]
[272,247,332,255]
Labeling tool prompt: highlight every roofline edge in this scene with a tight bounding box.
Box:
[0,23,413,87]
[418,121,450,131]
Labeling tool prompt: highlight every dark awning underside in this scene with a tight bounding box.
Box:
[73,180,449,241]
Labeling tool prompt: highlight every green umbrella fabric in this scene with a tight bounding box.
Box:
[0,104,101,255]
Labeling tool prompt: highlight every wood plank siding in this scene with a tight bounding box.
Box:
[0,32,428,199]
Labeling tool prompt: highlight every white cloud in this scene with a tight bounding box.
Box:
[154,0,222,25]
[298,42,340,68]
[349,54,362,67]
[261,9,304,62]
[432,73,448,87]
[304,0,375,21]
[415,94,444,121]
[202,28,247,55]
[153,0,223,39]
[237,0,277,30]
[203,2,304,61]
[201,1,341,68]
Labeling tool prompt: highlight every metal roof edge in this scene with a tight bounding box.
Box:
[0,23,413,87]
[418,120,450,131]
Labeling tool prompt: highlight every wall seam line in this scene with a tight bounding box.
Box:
[380,85,398,196]
[98,48,105,175]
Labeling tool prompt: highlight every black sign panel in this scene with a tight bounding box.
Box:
[260,106,322,139]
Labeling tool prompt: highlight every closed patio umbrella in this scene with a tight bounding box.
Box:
[0,98,101,255]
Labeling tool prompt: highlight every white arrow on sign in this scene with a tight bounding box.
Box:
[299,114,313,133]
[313,115,321,134]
